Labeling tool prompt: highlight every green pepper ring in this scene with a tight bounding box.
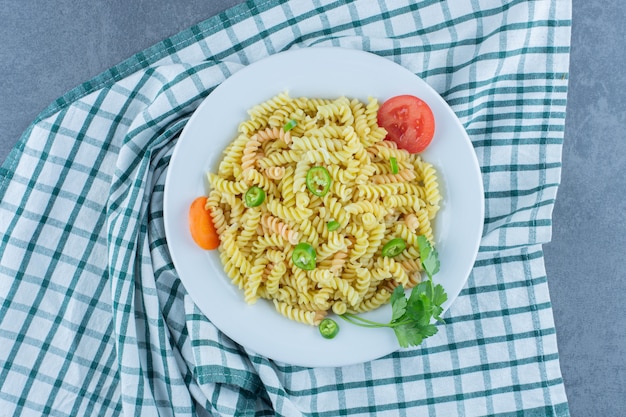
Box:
[327,220,341,231]
[306,166,332,197]
[390,156,400,175]
[283,119,298,132]
[319,318,339,339]
[244,186,266,207]
[381,238,407,257]
[292,242,317,270]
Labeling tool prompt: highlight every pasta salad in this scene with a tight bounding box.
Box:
[197,92,442,331]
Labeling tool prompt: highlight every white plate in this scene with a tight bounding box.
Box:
[164,47,484,368]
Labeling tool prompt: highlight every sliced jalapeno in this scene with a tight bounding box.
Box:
[306,166,332,197]
[283,119,298,132]
[244,186,265,207]
[319,318,339,339]
[390,156,399,175]
[292,242,316,270]
[381,238,406,257]
[327,220,341,231]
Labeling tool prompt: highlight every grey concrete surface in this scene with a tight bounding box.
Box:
[541,1,626,415]
[0,1,624,416]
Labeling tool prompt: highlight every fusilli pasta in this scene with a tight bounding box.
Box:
[205,93,442,326]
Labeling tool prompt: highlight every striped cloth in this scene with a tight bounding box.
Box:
[0,1,571,416]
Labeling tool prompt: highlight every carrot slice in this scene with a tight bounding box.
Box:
[188,196,220,250]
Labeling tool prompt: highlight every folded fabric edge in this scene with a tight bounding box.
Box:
[183,294,266,395]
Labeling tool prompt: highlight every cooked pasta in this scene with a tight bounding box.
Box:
[206,93,442,326]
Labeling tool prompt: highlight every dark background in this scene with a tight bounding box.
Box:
[1,1,624,415]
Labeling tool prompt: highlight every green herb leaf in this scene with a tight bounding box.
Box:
[405,283,427,321]
[338,238,446,348]
[420,324,439,338]
[432,283,447,306]
[417,235,440,278]
[432,284,447,322]
[393,322,424,348]
[390,285,407,322]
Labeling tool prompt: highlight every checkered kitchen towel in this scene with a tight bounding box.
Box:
[0,0,571,415]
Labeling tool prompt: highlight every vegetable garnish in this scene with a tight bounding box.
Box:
[381,238,407,258]
[188,196,220,250]
[306,166,332,197]
[327,220,341,231]
[390,157,399,175]
[319,318,339,339]
[377,95,435,154]
[292,242,317,270]
[416,235,440,280]
[339,236,446,348]
[244,186,266,207]
[283,119,298,132]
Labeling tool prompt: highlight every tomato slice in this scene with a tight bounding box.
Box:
[377,95,435,153]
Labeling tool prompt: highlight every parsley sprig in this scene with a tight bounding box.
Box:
[339,235,447,347]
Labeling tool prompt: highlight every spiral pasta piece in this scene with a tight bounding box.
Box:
[345,201,388,219]
[329,248,349,276]
[261,213,299,245]
[349,289,391,314]
[371,169,417,184]
[247,92,291,121]
[241,135,262,172]
[265,166,285,180]
[257,149,301,168]
[316,97,354,126]
[295,217,319,247]
[420,161,442,217]
[244,256,269,304]
[292,136,344,152]
[254,126,292,144]
[356,183,403,200]
[236,207,262,251]
[273,300,319,325]
[266,261,287,296]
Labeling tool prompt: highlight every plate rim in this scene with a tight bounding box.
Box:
[164,46,485,367]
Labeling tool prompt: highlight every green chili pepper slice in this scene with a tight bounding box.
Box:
[327,220,341,231]
[283,119,298,132]
[381,238,407,257]
[319,318,339,339]
[292,242,316,270]
[244,186,266,207]
[390,156,399,175]
[306,166,332,197]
